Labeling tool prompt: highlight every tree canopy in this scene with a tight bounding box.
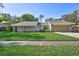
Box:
[0,3,4,8]
[60,10,79,23]
[21,14,38,21]
[45,17,53,22]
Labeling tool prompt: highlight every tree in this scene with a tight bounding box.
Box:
[21,14,37,21]
[61,14,70,21]
[37,22,42,31]
[39,14,44,22]
[0,17,7,22]
[0,12,19,24]
[0,13,12,22]
[0,3,5,22]
[72,10,79,32]
[0,3,4,14]
[68,13,77,22]
[11,15,20,24]
[0,3,4,8]
[73,10,79,24]
[61,12,77,22]
[45,17,53,22]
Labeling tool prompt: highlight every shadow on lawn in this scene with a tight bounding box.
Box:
[0,32,45,40]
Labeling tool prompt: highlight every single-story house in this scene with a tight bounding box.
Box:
[11,20,79,32]
[11,21,39,32]
[0,21,10,30]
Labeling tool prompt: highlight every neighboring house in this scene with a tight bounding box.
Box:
[11,20,79,32]
[0,21,9,30]
[11,21,40,32]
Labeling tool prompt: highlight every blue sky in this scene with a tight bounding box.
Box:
[0,3,78,19]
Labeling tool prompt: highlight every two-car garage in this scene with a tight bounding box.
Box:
[51,24,72,32]
[47,20,75,32]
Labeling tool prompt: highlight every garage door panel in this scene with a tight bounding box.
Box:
[52,26,71,32]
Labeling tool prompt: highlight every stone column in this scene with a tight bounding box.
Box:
[48,23,51,31]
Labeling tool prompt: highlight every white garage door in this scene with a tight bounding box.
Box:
[52,25,71,32]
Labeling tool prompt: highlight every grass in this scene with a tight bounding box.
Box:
[0,31,78,41]
[0,45,79,56]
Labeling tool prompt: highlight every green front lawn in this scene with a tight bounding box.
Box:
[0,31,78,41]
[0,45,79,56]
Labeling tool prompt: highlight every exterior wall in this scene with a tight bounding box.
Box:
[71,25,79,32]
[17,26,24,32]
[24,26,36,31]
[0,23,10,31]
[51,24,72,32]
[0,23,9,27]
[76,28,79,32]
[16,26,35,32]
[42,23,50,31]
[72,27,79,32]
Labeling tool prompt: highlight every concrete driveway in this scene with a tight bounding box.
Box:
[55,32,79,38]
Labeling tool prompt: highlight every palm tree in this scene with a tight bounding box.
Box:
[36,15,44,31]
[39,14,44,22]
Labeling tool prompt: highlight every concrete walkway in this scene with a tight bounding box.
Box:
[55,32,79,38]
[0,41,79,46]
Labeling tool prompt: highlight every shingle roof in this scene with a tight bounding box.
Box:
[11,21,38,26]
[11,20,76,27]
[48,20,75,25]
